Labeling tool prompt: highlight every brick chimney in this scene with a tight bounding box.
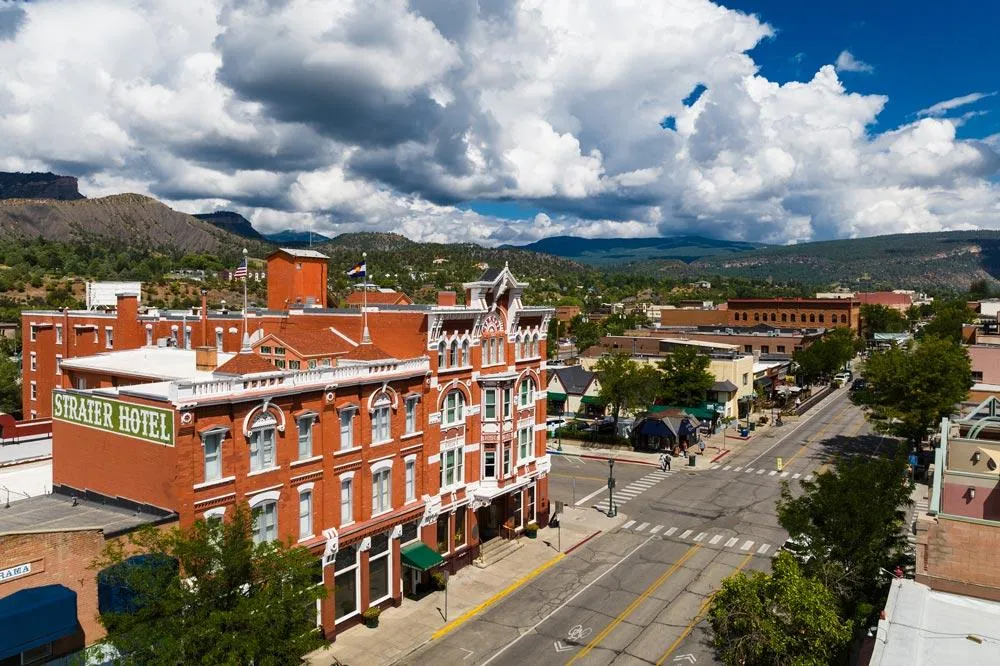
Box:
[195,346,218,371]
[437,291,457,307]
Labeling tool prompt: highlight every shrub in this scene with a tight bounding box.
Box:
[430,571,447,590]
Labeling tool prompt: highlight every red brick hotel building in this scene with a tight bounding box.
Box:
[14,252,553,642]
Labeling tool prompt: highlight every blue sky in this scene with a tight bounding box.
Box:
[721,0,999,139]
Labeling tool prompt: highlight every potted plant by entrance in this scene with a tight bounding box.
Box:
[430,570,448,591]
[524,523,538,539]
[362,606,381,628]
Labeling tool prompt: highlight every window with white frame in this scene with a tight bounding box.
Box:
[518,426,532,462]
[461,339,470,366]
[340,475,354,525]
[29,352,36,372]
[372,466,392,515]
[29,325,36,342]
[443,390,465,425]
[437,341,446,369]
[502,442,512,476]
[298,488,313,540]
[248,413,277,472]
[439,442,465,489]
[55,355,62,375]
[405,458,416,502]
[527,485,536,524]
[503,388,512,418]
[297,414,315,460]
[30,382,37,401]
[183,326,191,350]
[55,324,63,344]
[405,396,418,434]
[483,449,496,479]
[520,378,535,407]
[484,389,497,420]
[145,327,153,346]
[252,500,278,544]
[215,328,224,350]
[334,545,359,621]
[531,334,539,357]
[105,327,114,349]
[368,533,391,605]
[339,409,354,450]
[448,340,458,367]
[371,396,391,444]
[201,429,224,482]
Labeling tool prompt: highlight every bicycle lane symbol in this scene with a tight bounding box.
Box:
[553,624,592,653]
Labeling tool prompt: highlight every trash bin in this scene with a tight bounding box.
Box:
[748,423,756,431]
[739,428,749,438]
[688,454,696,467]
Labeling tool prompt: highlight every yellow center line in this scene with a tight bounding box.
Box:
[782,403,854,469]
[566,545,702,665]
[655,552,756,665]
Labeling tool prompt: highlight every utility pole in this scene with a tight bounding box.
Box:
[606,458,617,517]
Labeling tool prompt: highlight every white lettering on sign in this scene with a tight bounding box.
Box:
[0,562,32,582]
[53,390,175,446]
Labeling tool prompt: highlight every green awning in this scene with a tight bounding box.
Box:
[547,392,567,401]
[580,395,606,405]
[684,407,717,420]
[401,542,444,572]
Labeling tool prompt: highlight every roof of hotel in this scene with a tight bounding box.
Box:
[257,327,356,357]
[340,342,396,362]
[214,351,281,376]
[60,347,236,381]
[272,248,329,259]
[343,290,413,306]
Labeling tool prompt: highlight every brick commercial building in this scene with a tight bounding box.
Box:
[642,325,824,358]
[725,298,860,332]
[16,257,553,645]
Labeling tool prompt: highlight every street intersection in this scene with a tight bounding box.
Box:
[401,389,869,665]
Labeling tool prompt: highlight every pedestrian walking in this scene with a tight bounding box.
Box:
[659,453,671,472]
[698,438,706,455]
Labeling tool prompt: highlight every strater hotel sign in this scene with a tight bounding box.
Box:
[53,390,174,446]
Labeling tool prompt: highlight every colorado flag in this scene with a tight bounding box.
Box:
[345,261,366,279]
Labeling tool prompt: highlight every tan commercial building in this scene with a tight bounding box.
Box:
[642,325,823,359]
[659,308,729,328]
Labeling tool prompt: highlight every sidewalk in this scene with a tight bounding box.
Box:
[307,506,625,666]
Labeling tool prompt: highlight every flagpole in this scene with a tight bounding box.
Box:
[242,247,248,348]
[362,251,370,343]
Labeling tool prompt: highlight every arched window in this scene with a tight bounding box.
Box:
[443,390,465,425]
[754,313,760,321]
[781,313,787,322]
[809,314,815,323]
[531,333,540,358]
[770,313,776,322]
[840,314,847,324]
[742,312,748,321]
[461,339,470,366]
[498,338,506,364]
[438,341,446,368]
[449,340,459,367]
[520,377,536,407]
[818,314,824,323]
[790,313,796,322]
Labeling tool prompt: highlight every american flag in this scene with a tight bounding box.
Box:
[233,257,248,279]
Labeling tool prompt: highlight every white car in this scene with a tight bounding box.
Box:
[833,372,851,387]
[546,417,567,434]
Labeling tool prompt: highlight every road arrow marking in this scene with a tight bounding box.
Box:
[460,648,474,660]
[673,654,697,663]
[554,641,574,653]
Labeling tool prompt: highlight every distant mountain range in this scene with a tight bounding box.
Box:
[511,235,765,265]
[0,170,997,290]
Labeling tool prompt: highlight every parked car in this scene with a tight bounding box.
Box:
[850,378,867,392]
[546,417,567,434]
[833,372,851,387]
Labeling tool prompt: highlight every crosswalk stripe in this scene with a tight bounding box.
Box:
[804,475,814,482]
[648,472,672,479]
[740,540,754,551]
[710,464,720,470]
[622,520,636,529]
[780,472,788,478]
[723,465,732,471]
[680,529,693,539]
[651,525,663,534]
[792,473,801,479]
[724,537,739,548]
[757,544,771,555]
[756,469,765,475]
[709,534,723,545]
[637,522,649,532]
[733,467,743,471]
[768,471,777,476]
[745,467,755,473]
[694,532,707,542]
[665,527,678,536]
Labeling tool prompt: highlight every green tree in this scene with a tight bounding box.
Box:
[860,304,907,338]
[595,352,659,424]
[658,345,715,407]
[546,317,565,359]
[918,300,974,343]
[777,453,912,623]
[793,328,858,384]
[97,505,325,665]
[861,337,972,445]
[569,315,602,354]
[709,552,852,666]
[0,344,21,417]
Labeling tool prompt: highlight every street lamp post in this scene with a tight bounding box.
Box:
[606,458,617,517]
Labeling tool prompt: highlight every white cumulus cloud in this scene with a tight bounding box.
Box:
[0,0,996,247]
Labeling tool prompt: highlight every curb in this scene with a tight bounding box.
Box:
[565,530,602,555]
[710,449,732,463]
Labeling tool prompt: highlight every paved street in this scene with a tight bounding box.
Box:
[400,388,870,665]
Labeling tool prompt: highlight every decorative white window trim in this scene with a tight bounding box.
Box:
[193,475,236,491]
[296,481,316,493]
[370,458,394,473]
[290,454,324,467]
[246,466,281,478]
[248,489,281,507]
[204,506,227,520]
[334,445,363,457]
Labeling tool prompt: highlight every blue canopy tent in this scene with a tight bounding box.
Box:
[0,584,79,660]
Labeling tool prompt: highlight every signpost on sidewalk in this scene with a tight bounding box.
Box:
[606,458,617,517]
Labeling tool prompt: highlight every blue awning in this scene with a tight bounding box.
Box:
[0,584,78,659]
